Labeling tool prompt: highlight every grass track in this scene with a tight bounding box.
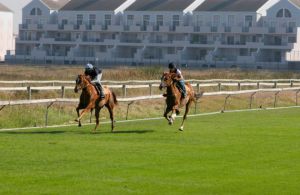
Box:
[0,108,300,194]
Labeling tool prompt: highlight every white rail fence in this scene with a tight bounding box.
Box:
[1,87,300,127]
[1,79,300,99]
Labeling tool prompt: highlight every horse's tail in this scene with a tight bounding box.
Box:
[111,91,118,105]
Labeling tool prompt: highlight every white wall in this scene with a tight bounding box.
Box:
[0,11,13,61]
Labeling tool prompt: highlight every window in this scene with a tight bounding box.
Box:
[30,8,36,15]
[77,15,83,25]
[143,15,150,26]
[195,15,203,26]
[276,9,284,17]
[277,9,292,18]
[245,15,253,27]
[213,15,220,26]
[89,14,96,26]
[104,15,111,26]
[62,19,68,25]
[25,18,32,24]
[37,8,42,15]
[288,36,296,43]
[127,15,134,25]
[228,15,235,26]
[172,15,180,26]
[156,15,163,26]
[285,9,292,18]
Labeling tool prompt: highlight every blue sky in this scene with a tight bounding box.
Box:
[0,0,31,34]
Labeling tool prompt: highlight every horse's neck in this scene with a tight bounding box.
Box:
[167,83,180,97]
[83,80,97,97]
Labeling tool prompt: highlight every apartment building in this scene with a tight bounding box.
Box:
[6,0,300,69]
[0,2,13,61]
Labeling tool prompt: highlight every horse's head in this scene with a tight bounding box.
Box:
[159,72,175,90]
[74,75,90,93]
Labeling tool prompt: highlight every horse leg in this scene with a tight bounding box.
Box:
[164,106,173,125]
[93,107,100,133]
[90,109,93,123]
[107,105,115,132]
[76,107,82,127]
[179,101,191,131]
[75,102,94,122]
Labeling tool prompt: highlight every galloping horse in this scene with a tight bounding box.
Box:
[159,72,202,131]
[74,75,118,132]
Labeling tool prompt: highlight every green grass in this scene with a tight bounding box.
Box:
[0,108,300,194]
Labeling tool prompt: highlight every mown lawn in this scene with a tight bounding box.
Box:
[0,108,300,194]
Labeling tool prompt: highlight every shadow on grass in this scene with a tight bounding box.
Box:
[0,131,66,135]
[0,129,155,135]
[75,129,155,135]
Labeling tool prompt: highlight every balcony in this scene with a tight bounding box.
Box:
[44,24,58,31]
[268,27,276,33]
[211,26,218,33]
[129,25,141,32]
[40,37,55,44]
[64,24,75,31]
[107,25,123,32]
[159,26,170,32]
[19,24,28,30]
[224,26,231,33]
[249,26,267,34]
[175,26,193,33]
[286,27,295,33]
[242,26,250,33]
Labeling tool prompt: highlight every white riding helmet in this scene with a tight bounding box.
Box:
[85,63,93,69]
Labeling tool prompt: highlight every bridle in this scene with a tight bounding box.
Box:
[76,75,91,91]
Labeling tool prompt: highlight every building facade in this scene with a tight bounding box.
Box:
[0,3,13,62]
[6,0,300,69]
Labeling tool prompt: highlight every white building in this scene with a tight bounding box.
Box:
[6,0,300,69]
[0,3,13,62]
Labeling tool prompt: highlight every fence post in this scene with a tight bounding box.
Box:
[27,86,31,100]
[45,102,54,126]
[123,84,127,97]
[218,83,222,91]
[274,81,277,89]
[61,86,65,98]
[126,101,134,120]
[257,82,260,89]
[222,95,231,112]
[274,91,280,108]
[290,80,294,88]
[149,84,153,96]
[249,92,256,109]
[296,90,300,105]
[197,83,201,93]
[194,101,198,114]
[238,82,241,91]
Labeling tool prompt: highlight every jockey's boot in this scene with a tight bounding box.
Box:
[96,83,105,99]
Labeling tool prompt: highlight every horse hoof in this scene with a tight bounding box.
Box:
[179,127,184,131]
[78,124,82,127]
[168,121,173,125]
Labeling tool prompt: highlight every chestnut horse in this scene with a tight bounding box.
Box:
[74,75,118,132]
[159,72,202,131]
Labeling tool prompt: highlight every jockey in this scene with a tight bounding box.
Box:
[84,63,105,99]
[168,62,187,99]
